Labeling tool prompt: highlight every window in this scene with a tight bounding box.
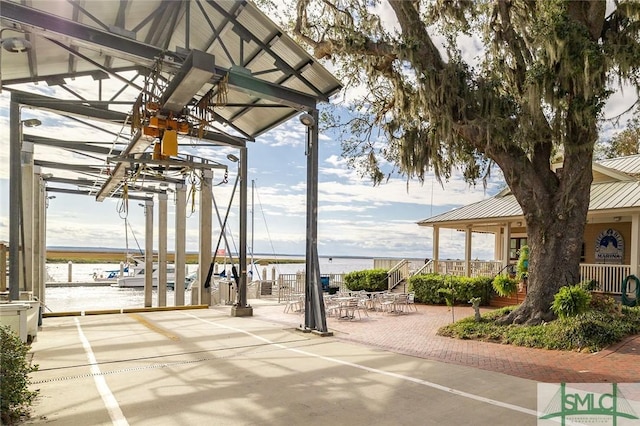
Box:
[510,237,527,261]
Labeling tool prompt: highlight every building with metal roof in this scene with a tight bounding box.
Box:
[416,156,640,295]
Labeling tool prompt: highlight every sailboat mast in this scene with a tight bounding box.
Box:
[250,179,255,279]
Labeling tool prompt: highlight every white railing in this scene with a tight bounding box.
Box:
[386,259,410,291]
[276,273,346,301]
[579,264,631,294]
[429,260,504,278]
[373,258,402,270]
[412,259,433,276]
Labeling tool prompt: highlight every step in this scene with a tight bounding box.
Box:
[489,292,527,308]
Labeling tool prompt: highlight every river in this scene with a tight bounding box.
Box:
[43,256,398,312]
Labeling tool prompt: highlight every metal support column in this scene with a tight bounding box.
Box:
[175,183,187,306]
[158,192,168,307]
[231,146,253,316]
[21,141,34,294]
[9,99,20,301]
[198,169,213,306]
[302,110,328,334]
[144,199,154,307]
[32,167,43,301]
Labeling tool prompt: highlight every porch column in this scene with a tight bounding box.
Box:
[158,192,168,307]
[464,226,472,276]
[433,226,440,274]
[494,227,502,261]
[502,222,511,267]
[631,214,640,278]
[174,183,187,306]
[144,199,154,307]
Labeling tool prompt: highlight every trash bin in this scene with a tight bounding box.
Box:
[320,276,330,292]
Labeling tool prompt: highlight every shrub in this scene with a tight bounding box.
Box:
[551,285,592,319]
[344,269,388,292]
[551,310,631,351]
[492,274,518,297]
[589,293,622,317]
[516,245,529,281]
[408,274,492,305]
[580,279,600,292]
[1,326,39,425]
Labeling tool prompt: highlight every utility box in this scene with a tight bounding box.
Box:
[219,279,235,305]
[0,303,29,342]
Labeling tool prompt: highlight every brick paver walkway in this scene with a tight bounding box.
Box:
[246,301,640,383]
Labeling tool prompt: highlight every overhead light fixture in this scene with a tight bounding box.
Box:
[0,28,33,92]
[226,154,239,163]
[299,113,315,127]
[1,36,32,53]
[22,118,41,127]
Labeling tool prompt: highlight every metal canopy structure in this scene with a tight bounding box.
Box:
[2,0,340,332]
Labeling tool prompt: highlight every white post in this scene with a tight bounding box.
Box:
[198,170,213,306]
[631,214,640,278]
[175,183,187,306]
[67,261,72,282]
[144,199,154,307]
[158,193,168,307]
[464,226,472,276]
[433,226,440,274]
[502,222,512,268]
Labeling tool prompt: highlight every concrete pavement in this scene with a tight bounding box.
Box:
[26,304,539,425]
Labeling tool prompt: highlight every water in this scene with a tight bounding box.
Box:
[44,256,380,312]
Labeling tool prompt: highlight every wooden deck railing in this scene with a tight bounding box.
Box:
[579,264,631,294]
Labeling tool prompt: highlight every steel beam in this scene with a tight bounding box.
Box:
[10,90,130,124]
[1,0,320,113]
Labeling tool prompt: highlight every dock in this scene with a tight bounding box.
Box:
[45,281,115,287]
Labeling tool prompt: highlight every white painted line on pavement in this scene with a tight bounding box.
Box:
[183,312,538,417]
[75,317,129,426]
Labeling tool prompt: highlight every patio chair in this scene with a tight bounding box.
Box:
[406,292,417,312]
[341,298,361,320]
[284,294,303,313]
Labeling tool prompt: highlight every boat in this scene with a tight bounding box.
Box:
[93,266,129,282]
[115,263,193,289]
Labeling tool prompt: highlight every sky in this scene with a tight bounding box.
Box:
[0,1,637,261]
[0,78,503,260]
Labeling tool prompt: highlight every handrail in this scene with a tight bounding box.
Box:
[412,259,433,276]
[494,263,516,278]
[387,259,409,291]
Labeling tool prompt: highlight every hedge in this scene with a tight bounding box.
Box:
[344,269,389,292]
[408,273,493,305]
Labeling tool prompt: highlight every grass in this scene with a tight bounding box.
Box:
[437,299,640,352]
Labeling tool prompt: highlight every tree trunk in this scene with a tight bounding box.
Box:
[496,129,595,325]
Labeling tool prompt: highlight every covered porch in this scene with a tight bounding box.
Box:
[418,212,640,296]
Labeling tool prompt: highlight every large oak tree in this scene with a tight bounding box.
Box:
[291,0,640,324]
